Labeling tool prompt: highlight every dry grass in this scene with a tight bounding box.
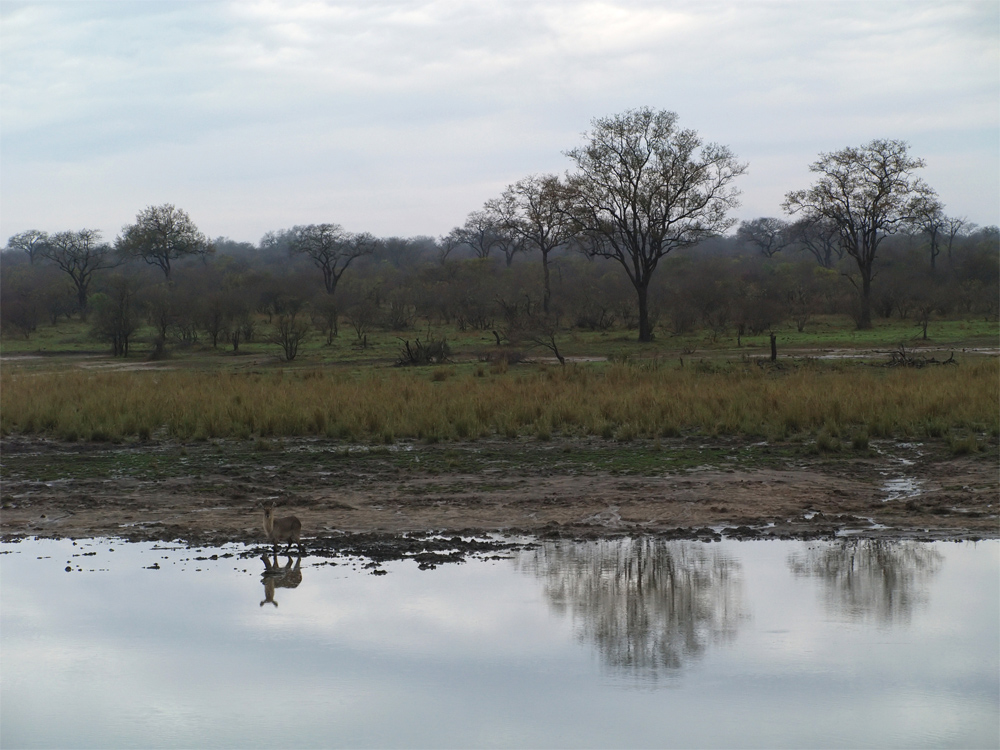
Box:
[1,359,996,443]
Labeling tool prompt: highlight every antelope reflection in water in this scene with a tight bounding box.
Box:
[520,538,748,677]
[260,553,303,608]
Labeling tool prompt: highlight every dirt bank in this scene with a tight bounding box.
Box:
[1,436,996,546]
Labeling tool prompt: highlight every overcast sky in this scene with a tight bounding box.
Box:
[2,0,997,245]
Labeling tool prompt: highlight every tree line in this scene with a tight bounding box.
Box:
[3,107,997,358]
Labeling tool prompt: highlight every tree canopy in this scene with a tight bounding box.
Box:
[6,229,49,265]
[288,224,377,296]
[117,204,211,280]
[38,229,117,312]
[563,107,747,341]
[783,139,936,328]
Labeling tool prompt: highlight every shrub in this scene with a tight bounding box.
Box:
[397,337,450,366]
[949,434,980,455]
[815,429,840,452]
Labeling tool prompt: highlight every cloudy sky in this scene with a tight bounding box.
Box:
[2,0,997,245]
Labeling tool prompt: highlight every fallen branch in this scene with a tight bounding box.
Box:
[884,345,957,368]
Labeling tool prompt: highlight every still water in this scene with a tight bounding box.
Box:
[2,537,997,749]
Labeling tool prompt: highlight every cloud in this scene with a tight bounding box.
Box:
[1,0,997,242]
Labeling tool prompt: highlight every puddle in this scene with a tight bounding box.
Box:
[813,347,999,360]
[883,476,925,501]
[1,537,997,749]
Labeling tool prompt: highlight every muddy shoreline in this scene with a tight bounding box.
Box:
[1,436,997,551]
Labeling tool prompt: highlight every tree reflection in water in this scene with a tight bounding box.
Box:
[787,539,943,625]
[520,539,747,677]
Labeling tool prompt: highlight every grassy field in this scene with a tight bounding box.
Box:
[2,356,996,447]
[2,314,996,449]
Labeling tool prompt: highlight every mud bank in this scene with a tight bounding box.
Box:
[1,435,996,547]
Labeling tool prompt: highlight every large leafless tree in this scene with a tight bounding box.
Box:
[564,107,747,342]
[288,223,377,296]
[38,229,117,312]
[783,139,936,329]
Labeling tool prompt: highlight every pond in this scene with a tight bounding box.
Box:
[2,537,997,749]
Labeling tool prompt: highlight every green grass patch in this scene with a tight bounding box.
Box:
[4,313,996,364]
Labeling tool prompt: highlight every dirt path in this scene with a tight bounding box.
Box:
[1,436,996,546]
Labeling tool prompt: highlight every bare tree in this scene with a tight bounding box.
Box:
[912,197,946,271]
[269,307,310,361]
[436,231,464,263]
[736,217,791,258]
[289,224,376,296]
[783,139,936,329]
[311,293,340,344]
[90,274,140,356]
[344,291,379,342]
[117,204,211,279]
[6,229,49,265]
[565,107,746,342]
[199,293,228,348]
[482,198,528,268]
[494,174,573,313]
[444,210,507,261]
[38,229,117,313]
[787,215,842,269]
[944,216,974,265]
[144,282,180,354]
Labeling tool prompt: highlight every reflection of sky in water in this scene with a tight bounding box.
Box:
[1,538,997,749]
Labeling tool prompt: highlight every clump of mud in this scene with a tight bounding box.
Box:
[240,531,534,572]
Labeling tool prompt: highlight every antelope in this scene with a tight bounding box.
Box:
[262,503,303,554]
[260,553,302,608]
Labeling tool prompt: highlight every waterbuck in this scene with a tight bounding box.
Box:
[262,503,303,554]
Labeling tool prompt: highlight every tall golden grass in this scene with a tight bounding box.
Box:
[1,360,996,443]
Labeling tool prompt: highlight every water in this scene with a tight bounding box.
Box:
[882,476,925,501]
[2,537,997,749]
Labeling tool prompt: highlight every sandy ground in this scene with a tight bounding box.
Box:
[1,436,996,547]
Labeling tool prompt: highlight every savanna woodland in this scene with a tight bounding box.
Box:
[2,108,997,544]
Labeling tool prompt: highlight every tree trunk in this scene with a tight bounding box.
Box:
[636,282,653,342]
[76,283,89,321]
[541,250,551,314]
[857,273,873,330]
